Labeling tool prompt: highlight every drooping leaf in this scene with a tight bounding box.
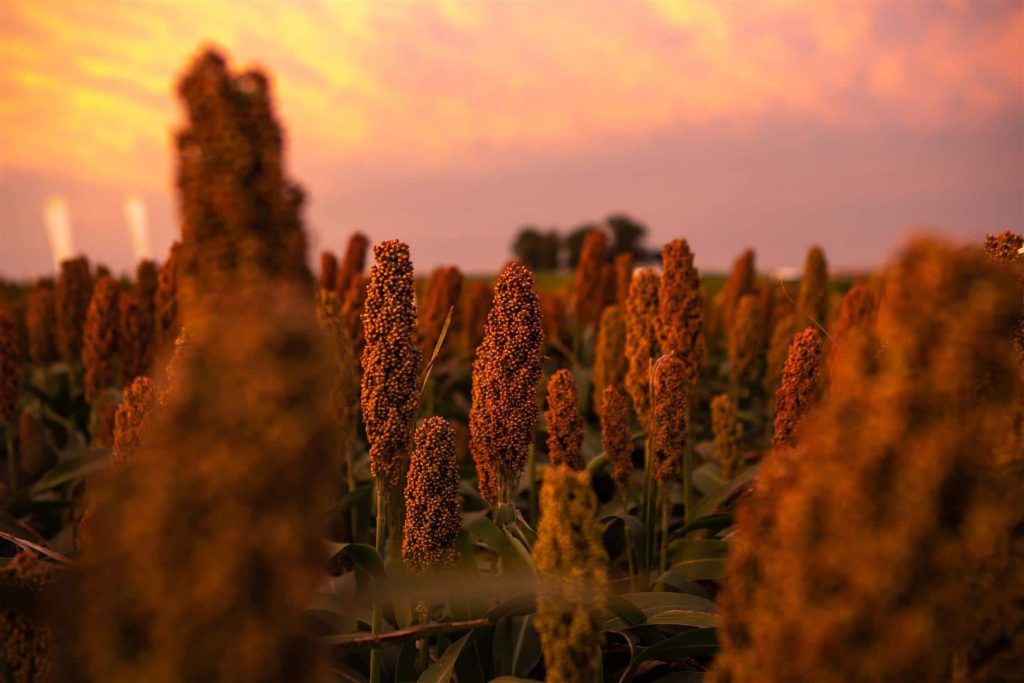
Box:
[419,631,473,683]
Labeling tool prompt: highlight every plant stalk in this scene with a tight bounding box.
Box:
[369,482,387,683]
[527,444,537,527]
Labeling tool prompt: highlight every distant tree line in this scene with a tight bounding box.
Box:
[511,214,656,271]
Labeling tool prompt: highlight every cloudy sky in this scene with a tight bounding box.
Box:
[1,0,1021,278]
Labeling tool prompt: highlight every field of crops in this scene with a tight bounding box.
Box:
[0,48,1022,683]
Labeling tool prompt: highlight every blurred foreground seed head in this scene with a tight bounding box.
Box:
[533,467,608,683]
[712,238,1024,683]
[624,268,660,427]
[402,417,461,574]
[174,47,310,314]
[545,369,584,470]
[155,243,181,353]
[469,262,544,506]
[360,240,420,497]
[657,238,704,387]
[1,552,57,682]
[65,286,338,682]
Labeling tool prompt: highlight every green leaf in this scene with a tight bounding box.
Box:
[606,596,647,627]
[692,465,759,518]
[670,513,732,540]
[645,610,716,628]
[465,517,533,575]
[326,543,386,579]
[396,639,418,683]
[667,558,726,582]
[653,571,712,599]
[418,631,472,683]
[326,485,372,517]
[692,462,726,496]
[484,595,536,621]
[633,628,718,663]
[668,540,729,563]
[509,616,541,679]
[26,447,109,495]
[586,452,609,474]
[620,592,715,619]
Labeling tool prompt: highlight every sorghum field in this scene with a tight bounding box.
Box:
[0,47,1022,683]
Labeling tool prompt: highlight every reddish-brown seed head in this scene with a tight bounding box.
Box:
[469,261,545,505]
[359,240,421,495]
[82,276,120,404]
[601,386,633,484]
[657,238,705,387]
[574,229,608,329]
[624,268,660,428]
[545,369,585,470]
[402,417,462,574]
[652,356,689,484]
[772,327,823,448]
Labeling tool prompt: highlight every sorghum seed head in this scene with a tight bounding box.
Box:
[592,305,627,416]
[69,286,338,682]
[402,417,462,574]
[728,293,766,401]
[652,356,689,484]
[712,238,1024,683]
[55,256,93,363]
[319,251,338,292]
[418,266,462,359]
[545,369,585,470]
[613,252,634,306]
[533,467,608,683]
[601,386,633,484]
[771,328,823,448]
[797,245,829,325]
[341,273,368,352]
[1,552,56,682]
[624,268,660,427]
[657,238,705,387]
[460,280,491,359]
[711,394,743,479]
[26,281,58,364]
[335,232,370,297]
[155,242,181,353]
[469,262,545,505]
[315,290,360,438]
[360,240,421,495]
[118,292,149,383]
[135,259,158,369]
[573,229,608,330]
[82,276,120,405]
[0,310,20,423]
[111,376,155,469]
[721,248,756,336]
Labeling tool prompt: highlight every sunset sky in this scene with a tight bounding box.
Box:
[1,0,1021,278]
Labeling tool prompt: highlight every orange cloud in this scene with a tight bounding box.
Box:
[0,0,1020,193]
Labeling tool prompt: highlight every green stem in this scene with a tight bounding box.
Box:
[4,421,17,497]
[370,483,387,683]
